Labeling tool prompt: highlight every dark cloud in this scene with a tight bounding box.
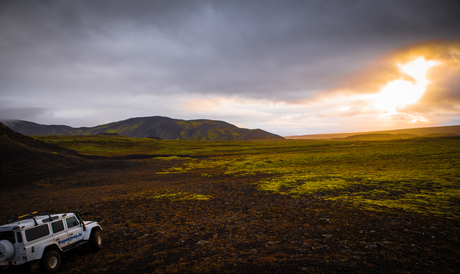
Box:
[1,0,460,128]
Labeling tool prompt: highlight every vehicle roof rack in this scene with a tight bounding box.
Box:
[42,216,59,223]
[7,211,51,225]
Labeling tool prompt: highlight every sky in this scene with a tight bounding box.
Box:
[1,0,460,136]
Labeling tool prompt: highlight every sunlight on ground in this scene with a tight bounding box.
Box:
[372,57,439,121]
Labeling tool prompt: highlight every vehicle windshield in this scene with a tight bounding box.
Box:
[0,231,15,243]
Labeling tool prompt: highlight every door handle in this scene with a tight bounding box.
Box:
[69,233,74,236]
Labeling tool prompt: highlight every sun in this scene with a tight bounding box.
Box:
[372,57,439,115]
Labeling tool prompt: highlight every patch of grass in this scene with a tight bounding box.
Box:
[132,190,212,201]
[155,156,194,161]
[36,135,460,219]
[156,166,193,174]
[151,192,212,201]
[259,175,351,194]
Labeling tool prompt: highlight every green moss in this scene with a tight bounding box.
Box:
[150,192,212,201]
[176,120,206,129]
[35,135,460,219]
[129,123,141,130]
[179,131,188,139]
[156,156,193,161]
[259,175,350,194]
[207,129,218,140]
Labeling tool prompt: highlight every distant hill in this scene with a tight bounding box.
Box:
[286,125,460,140]
[332,133,418,141]
[3,116,284,141]
[0,122,86,173]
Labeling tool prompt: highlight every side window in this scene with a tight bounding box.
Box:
[66,217,79,228]
[0,231,15,244]
[25,225,50,242]
[51,220,65,233]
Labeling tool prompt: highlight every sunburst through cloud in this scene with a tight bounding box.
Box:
[371,57,439,122]
[1,1,460,136]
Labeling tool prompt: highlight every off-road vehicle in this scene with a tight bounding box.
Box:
[0,210,102,273]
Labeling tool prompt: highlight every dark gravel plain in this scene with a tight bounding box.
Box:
[1,157,459,273]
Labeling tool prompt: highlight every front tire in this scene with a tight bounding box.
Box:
[41,250,61,273]
[89,229,102,251]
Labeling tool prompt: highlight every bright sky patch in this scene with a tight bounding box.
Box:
[372,57,439,116]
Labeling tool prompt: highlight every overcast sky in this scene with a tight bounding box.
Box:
[1,0,460,136]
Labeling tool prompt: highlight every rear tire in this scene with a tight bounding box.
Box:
[41,250,61,273]
[89,229,102,251]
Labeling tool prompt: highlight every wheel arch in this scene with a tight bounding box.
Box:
[84,225,102,240]
[35,244,62,261]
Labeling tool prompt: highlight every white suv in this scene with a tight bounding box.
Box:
[0,210,102,273]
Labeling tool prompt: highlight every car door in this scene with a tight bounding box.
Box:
[50,220,68,249]
[65,216,83,246]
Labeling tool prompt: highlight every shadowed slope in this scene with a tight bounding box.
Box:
[0,122,87,174]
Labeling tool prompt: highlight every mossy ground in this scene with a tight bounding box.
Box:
[6,135,456,273]
[38,135,460,219]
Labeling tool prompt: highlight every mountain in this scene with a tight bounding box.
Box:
[3,116,284,141]
[0,122,86,174]
[286,125,460,140]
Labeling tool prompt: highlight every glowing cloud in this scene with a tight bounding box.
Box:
[372,57,439,115]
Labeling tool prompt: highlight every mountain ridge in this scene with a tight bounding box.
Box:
[2,116,284,141]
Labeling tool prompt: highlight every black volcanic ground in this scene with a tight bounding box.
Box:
[1,124,459,273]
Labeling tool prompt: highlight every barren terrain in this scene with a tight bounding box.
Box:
[2,154,460,273]
[1,127,460,273]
